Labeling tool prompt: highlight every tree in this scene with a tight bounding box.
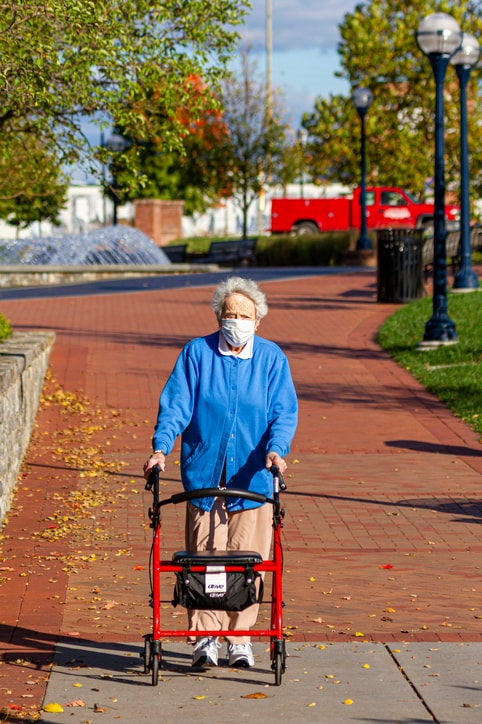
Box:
[219,50,293,237]
[111,107,234,217]
[0,132,68,232]
[0,1,251,179]
[114,52,295,229]
[304,0,482,201]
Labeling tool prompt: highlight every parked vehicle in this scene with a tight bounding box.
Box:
[270,186,460,235]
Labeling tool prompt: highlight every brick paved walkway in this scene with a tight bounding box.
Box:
[1,269,482,717]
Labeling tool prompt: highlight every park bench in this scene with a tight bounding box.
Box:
[424,226,482,278]
[422,229,461,280]
[163,244,188,263]
[470,225,482,253]
[193,237,257,267]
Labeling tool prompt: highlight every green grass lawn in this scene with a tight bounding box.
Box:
[377,286,482,440]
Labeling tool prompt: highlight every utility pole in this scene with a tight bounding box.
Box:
[258,0,272,235]
[266,0,272,125]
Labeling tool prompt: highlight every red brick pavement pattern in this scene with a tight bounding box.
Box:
[1,271,482,716]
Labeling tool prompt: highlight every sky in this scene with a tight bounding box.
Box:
[236,0,359,126]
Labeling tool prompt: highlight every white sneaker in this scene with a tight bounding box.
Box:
[228,642,255,668]
[192,637,220,668]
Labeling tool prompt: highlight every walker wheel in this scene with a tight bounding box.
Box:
[151,653,159,686]
[142,635,151,674]
[271,639,286,686]
[273,651,283,686]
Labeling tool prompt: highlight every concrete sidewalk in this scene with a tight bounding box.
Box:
[40,640,482,723]
[1,268,482,722]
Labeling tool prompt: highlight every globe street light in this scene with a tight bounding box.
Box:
[416,12,462,347]
[352,87,373,250]
[450,32,481,292]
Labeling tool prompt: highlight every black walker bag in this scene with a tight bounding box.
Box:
[172,550,264,611]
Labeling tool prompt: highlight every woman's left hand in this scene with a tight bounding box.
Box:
[265,451,287,473]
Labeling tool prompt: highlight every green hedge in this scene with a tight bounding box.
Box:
[255,233,351,266]
[171,232,353,266]
[0,313,12,342]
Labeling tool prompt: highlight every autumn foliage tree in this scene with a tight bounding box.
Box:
[112,89,234,217]
[113,52,295,230]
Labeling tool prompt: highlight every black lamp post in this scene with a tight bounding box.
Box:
[450,32,481,292]
[416,12,462,347]
[106,132,127,225]
[352,87,373,250]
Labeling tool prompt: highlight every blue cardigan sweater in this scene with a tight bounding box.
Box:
[152,331,298,511]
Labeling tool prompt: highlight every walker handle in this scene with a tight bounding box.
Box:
[270,463,287,492]
[145,463,160,492]
[166,487,268,506]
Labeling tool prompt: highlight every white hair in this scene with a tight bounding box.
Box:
[211,276,268,321]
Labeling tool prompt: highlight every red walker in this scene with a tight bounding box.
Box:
[141,464,287,686]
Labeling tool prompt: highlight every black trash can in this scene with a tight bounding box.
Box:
[377,228,425,303]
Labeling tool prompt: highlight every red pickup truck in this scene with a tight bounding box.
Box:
[270,186,460,235]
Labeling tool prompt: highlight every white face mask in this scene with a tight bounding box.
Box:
[221,318,256,347]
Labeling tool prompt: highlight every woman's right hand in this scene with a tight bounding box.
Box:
[143,452,166,480]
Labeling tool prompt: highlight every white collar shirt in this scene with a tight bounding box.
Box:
[218,331,254,359]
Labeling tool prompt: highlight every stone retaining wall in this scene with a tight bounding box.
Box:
[0,264,218,287]
[0,331,55,522]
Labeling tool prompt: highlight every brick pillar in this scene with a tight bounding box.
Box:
[134,199,184,247]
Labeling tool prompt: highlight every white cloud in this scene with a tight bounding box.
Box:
[233,1,355,122]
[241,0,357,52]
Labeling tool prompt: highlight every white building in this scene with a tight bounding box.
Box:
[0,185,134,240]
[0,181,351,241]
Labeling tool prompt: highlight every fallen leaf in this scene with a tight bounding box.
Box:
[379,564,393,569]
[241,692,268,699]
[65,699,86,707]
[44,702,64,713]
[343,699,354,705]
[193,695,206,700]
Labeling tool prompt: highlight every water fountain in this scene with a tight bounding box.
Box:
[0,226,171,265]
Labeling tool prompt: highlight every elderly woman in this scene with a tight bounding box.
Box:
[143,276,298,669]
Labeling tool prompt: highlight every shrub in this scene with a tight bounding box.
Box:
[255,233,351,266]
[0,313,12,342]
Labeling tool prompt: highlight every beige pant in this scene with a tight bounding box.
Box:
[185,498,273,644]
